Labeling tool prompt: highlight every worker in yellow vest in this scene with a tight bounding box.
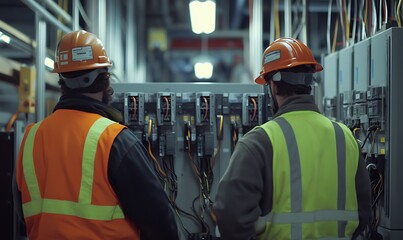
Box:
[13,30,179,240]
[214,38,371,240]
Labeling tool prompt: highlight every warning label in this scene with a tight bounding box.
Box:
[72,46,93,61]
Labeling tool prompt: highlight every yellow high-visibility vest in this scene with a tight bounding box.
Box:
[256,110,359,240]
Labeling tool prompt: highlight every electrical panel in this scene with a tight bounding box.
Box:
[323,52,338,121]
[323,28,403,239]
[111,83,267,240]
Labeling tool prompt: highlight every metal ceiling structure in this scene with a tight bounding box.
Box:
[0,0,341,86]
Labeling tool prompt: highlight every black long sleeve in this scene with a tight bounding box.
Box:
[108,128,179,240]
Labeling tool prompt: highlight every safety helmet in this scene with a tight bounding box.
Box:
[53,30,112,73]
[254,38,323,85]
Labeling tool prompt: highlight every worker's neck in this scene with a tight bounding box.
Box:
[82,92,103,102]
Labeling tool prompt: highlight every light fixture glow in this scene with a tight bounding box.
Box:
[194,62,213,79]
[0,31,11,44]
[44,57,54,70]
[189,0,216,34]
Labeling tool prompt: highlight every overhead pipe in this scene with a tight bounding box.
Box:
[43,0,72,24]
[72,0,80,30]
[35,14,46,121]
[284,0,292,37]
[22,0,71,33]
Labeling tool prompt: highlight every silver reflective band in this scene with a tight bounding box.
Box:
[61,68,107,89]
[274,117,302,238]
[332,122,347,238]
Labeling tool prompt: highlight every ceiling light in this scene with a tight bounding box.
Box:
[194,62,213,79]
[0,31,11,44]
[189,0,216,34]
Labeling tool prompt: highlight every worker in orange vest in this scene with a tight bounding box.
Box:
[13,30,179,240]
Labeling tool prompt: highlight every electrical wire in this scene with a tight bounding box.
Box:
[364,0,369,36]
[379,0,382,29]
[132,97,137,120]
[163,96,170,120]
[202,97,209,121]
[344,0,350,45]
[339,0,346,47]
[292,0,306,39]
[147,119,167,178]
[352,0,358,44]
[251,97,257,121]
[371,0,377,35]
[6,111,20,132]
[360,0,367,40]
[397,0,403,27]
[212,115,223,168]
[332,16,340,53]
[353,127,361,138]
[384,0,388,25]
[192,195,210,234]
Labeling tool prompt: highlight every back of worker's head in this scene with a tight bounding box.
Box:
[53,30,112,97]
[255,38,323,96]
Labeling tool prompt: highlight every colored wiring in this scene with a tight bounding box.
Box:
[163,96,170,120]
[212,115,223,168]
[192,195,210,234]
[383,0,388,25]
[233,127,238,144]
[6,111,20,132]
[147,119,167,178]
[251,98,257,121]
[202,97,209,121]
[343,0,350,45]
[353,127,361,137]
[397,0,403,27]
[132,97,137,120]
[332,16,339,53]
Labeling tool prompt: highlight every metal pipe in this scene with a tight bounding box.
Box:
[35,14,46,121]
[126,0,136,83]
[284,0,292,37]
[22,0,71,33]
[43,0,72,24]
[249,0,262,79]
[72,0,80,30]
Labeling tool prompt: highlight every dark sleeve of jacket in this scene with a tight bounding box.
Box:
[108,128,179,240]
[352,143,371,239]
[214,129,271,240]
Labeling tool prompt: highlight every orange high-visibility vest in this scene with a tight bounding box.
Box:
[16,109,140,240]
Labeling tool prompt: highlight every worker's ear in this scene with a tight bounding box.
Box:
[270,81,278,95]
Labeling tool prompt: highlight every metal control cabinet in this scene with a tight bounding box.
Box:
[324,28,403,239]
[375,28,403,239]
[112,83,267,240]
[323,52,338,121]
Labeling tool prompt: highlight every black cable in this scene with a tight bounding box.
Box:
[192,195,209,234]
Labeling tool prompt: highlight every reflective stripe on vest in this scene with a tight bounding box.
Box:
[22,117,124,220]
[257,115,358,239]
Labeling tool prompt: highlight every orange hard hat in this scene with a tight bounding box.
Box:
[53,30,112,73]
[254,38,323,85]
